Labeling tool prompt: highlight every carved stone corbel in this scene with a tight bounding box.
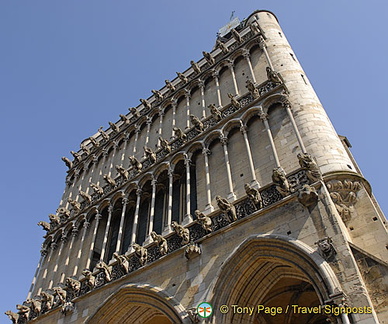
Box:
[298,184,318,208]
[61,302,75,315]
[326,179,362,224]
[185,242,201,260]
[315,237,337,262]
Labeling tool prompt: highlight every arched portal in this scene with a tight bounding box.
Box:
[87,284,190,324]
[211,234,344,324]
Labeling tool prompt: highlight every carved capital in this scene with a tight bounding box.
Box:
[71,227,79,238]
[136,188,143,196]
[40,247,48,256]
[258,35,266,49]
[122,197,129,206]
[226,59,234,68]
[83,221,90,229]
[95,213,102,221]
[281,97,291,109]
[242,48,250,59]
[183,159,191,170]
[184,88,191,99]
[239,120,247,134]
[197,79,205,88]
[219,135,228,146]
[202,148,211,156]
[211,69,219,79]
[168,167,174,177]
[258,107,268,121]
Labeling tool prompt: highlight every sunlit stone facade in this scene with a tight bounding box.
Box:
[8,10,388,324]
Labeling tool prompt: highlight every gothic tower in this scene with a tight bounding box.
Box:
[7,10,387,324]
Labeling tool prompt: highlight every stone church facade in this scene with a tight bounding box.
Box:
[6,10,388,324]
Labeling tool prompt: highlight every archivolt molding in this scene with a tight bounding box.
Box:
[209,234,343,308]
[86,283,191,324]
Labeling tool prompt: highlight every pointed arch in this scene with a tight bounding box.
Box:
[86,284,190,323]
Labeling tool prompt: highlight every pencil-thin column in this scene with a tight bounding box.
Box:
[242,49,257,83]
[115,196,128,254]
[212,70,222,107]
[240,121,259,188]
[85,212,101,270]
[73,219,90,276]
[202,147,214,214]
[185,89,191,129]
[220,135,237,201]
[164,166,174,234]
[183,154,193,224]
[198,80,206,118]
[258,107,280,167]
[227,60,239,95]
[130,188,142,248]
[100,204,113,262]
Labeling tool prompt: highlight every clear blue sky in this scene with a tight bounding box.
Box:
[1,0,387,316]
